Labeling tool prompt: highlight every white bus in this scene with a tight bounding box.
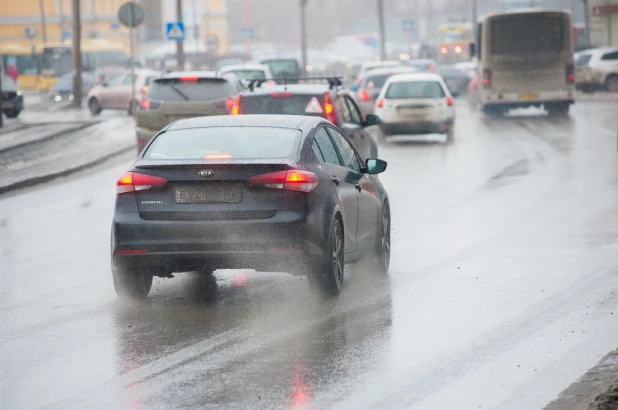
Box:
[472,9,575,116]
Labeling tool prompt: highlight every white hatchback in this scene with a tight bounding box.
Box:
[373,73,455,143]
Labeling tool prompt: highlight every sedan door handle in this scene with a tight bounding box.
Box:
[355,183,362,192]
[332,176,340,186]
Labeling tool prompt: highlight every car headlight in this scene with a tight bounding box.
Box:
[16,90,22,96]
[55,95,62,102]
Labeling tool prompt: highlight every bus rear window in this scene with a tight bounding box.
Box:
[491,15,565,55]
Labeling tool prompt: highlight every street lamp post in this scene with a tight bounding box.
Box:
[377,0,387,61]
[300,0,308,72]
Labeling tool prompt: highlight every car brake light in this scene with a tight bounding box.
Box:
[140,99,149,110]
[116,249,148,255]
[566,64,575,84]
[116,172,167,195]
[141,86,148,94]
[270,92,294,98]
[226,97,235,111]
[179,76,198,81]
[359,89,371,101]
[231,95,242,115]
[323,92,336,123]
[483,68,492,87]
[247,170,319,193]
[446,96,453,106]
[376,98,384,108]
[428,64,435,72]
[204,153,232,159]
[265,80,276,87]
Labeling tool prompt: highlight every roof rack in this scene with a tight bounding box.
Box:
[247,77,343,92]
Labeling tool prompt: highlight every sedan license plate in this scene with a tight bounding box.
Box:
[175,184,242,203]
[519,93,539,100]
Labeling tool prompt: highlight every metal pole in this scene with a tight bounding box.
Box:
[129,8,135,116]
[582,0,591,46]
[244,0,251,55]
[0,66,3,128]
[193,0,199,53]
[472,0,478,52]
[176,0,185,71]
[71,0,82,108]
[300,0,308,72]
[377,0,387,61]
[39,0,48,45]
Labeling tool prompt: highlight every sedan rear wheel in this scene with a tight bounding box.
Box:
[112,266,153,299]
[309,218,344,297]
[366,202,391,275]
[88,98,102,116]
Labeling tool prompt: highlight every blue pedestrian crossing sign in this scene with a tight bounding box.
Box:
[166,21,185,41]
[242,27,253,39]
[402,19,414,31]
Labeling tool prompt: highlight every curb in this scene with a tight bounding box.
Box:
[0,144,135,195]
[0,121,98,155]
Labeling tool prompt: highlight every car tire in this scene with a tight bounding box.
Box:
[308,217,344,297]
[367,201,391,275]
[128,99,138,116]
[604,75,618,93]
[112,266,153,299]
[88,97,102,116]
[4,109,20,118]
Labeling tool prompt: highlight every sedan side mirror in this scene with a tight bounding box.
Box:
[365,158,387,174]
[363,114,381,127]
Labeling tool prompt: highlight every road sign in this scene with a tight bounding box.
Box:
[242,27,253,39]
[118,2,144,28]
[402,19,414,31]
[205,34,219,52]
[166,21,186,41]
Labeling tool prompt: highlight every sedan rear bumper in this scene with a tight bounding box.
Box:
[381,120,452,136]
[112,210,326,274]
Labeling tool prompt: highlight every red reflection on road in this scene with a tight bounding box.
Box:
[291,363,310,408]
[233,270,248,287]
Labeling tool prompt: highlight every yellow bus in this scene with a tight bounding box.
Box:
[437,23,474,64]
[0,43,41,90]
[39,39,127,92]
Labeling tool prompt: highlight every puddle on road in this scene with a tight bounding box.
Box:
[484,159,530,191]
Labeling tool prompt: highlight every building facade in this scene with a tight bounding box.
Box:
[588,0,618,47]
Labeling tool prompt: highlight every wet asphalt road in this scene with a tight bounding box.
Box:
[2,99,618,410]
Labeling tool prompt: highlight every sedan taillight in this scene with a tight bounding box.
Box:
[116,172,167,195]
[247,170,318,193]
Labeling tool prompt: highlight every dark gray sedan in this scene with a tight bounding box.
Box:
[111,115,390,299]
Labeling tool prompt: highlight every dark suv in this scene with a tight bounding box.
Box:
[232,77,380,159]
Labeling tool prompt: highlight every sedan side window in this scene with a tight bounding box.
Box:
[345,96,363,125]
[314,127,342,166]
[123,74,136,85]
[106,74,123,86]
[327,127,361,173]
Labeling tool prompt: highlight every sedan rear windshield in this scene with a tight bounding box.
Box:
[575,54,592,66]
[240,94,326,117]
[144,127,301,160]
[146,78,236,101]
[365,74,392,88]
[385,81,445,99]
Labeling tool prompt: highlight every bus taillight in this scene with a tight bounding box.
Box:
[566,64,575,84]
[483,68,492,88]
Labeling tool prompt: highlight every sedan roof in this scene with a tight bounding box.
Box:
[386,72,444,82]
[167,114,322,131]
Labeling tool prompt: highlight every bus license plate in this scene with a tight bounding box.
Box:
[519,94,539,100]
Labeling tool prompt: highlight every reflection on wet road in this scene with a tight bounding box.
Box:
[2,99,618,409]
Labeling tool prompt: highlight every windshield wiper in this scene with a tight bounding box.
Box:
[169,83,190,101]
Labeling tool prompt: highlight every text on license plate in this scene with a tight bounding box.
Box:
[519,94,539,100]
[175,184,242,203]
